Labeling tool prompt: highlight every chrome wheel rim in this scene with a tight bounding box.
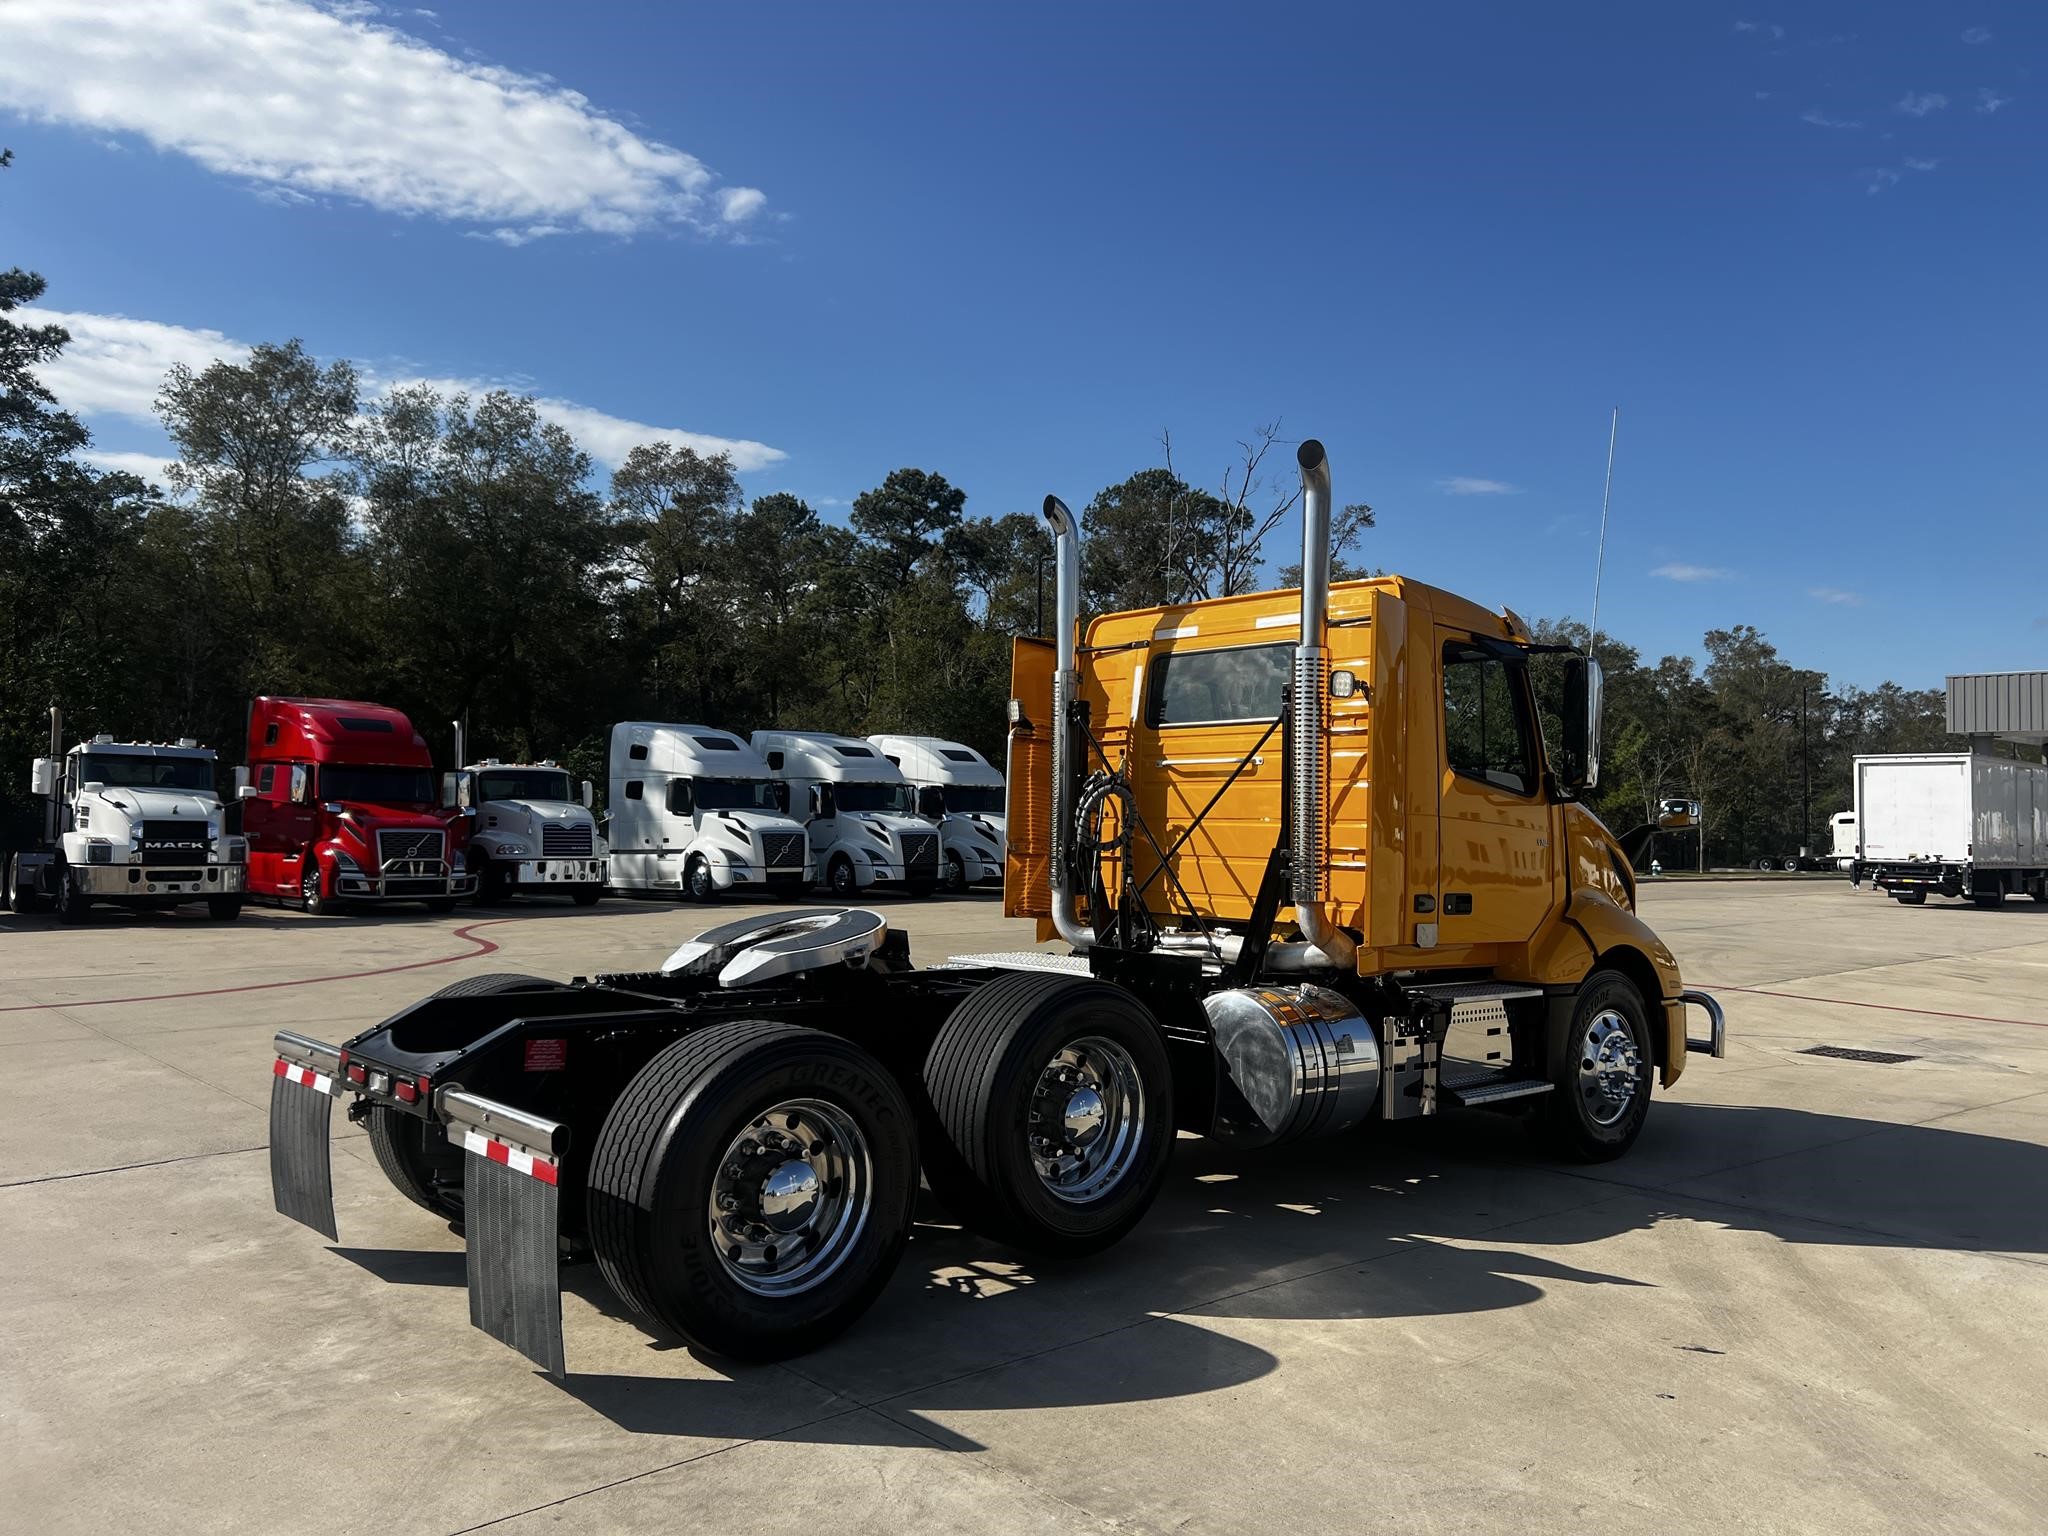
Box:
[302,865,320,905]
[1028,1035,1145,1204]
[1579,1010,1642,1127]
[706,1098,873,1297]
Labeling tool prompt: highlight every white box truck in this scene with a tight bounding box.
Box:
[752,730,940,898]
[867,733,1007,892]
[1851,752,2048,906]
[448,735,606,905]
[3,707,248,922]
[606,723,813,900]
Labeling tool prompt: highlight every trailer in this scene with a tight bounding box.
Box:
[1851,752,2048,906]
[267,441,1727,1374]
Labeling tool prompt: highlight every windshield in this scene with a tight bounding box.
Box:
[477,769,573,803]
[694,778,781,812]
[836,782,915,815]
[320,764,435,804]
[79,753,215,793]
[943,785,1005,815]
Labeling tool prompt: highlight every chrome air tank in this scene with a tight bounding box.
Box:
[1203,984,1380,1148]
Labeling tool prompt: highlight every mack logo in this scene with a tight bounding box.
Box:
[144,839,206,851]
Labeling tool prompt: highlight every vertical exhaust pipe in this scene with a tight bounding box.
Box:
[1040,494,1092,952]
[45,705,63,844]
[1290,441,1355,969]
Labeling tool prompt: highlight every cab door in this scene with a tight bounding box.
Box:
[1434,633,1554,945]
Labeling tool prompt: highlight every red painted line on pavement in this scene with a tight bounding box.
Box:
[0,919,509,1014]
[1702,982,2048,1031]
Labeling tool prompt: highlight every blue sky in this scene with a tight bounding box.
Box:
[3,0,2040,689]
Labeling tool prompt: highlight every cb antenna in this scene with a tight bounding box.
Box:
[1587,406,1619,654]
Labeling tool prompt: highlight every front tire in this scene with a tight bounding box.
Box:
[1537,970,1653,1162]
[588,1022,916,1360]
[300,856,329,916]
[921,973,1173,1257]
[571,883,602,906]
[827,856,857,899]
[206,896,243,922]
[53,862,90,925]
[943,852,968,894]
[685,856,718,902]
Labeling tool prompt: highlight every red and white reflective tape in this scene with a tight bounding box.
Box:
[462,1129,559,1186]
[273,1057,338,1095]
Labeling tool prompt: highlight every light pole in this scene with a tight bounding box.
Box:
[1800,684,1811,857]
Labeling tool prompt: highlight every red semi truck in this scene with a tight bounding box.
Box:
[237,697,476,913]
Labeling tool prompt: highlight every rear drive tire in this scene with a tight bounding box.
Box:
[2,854,39,914]
[1894,890,1927,905]
[587,1022,917,1360]
[368,1105,466,1220]
[206,896,243,921]
[921,972,1173,1258]
[1973,890,2004,909]
[1536,969,1654,1162]
[572,883,602,906]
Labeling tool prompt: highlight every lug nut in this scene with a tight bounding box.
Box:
[718,1194,740,1212]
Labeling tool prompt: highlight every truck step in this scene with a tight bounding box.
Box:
[1405,979,1545,1005]
[941,950,1091,976]
[1439,1070,1554,1108]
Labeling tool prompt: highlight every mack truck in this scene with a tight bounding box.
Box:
[238,696,476,914]
[3,707,247,922]
[448,725,606,905]
[264,441,1726,1376]
[868,733,1007,893]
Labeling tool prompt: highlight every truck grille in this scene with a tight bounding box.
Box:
[376,829,446,871]
[903,832,939,873]
[541,823,593,857]
[762,831,805,870]
[138,820,210,865]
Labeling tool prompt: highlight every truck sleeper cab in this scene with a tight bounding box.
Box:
[5,708,247,923]
[454,755,606,905]
[265,439,1723,1377]
[238,696,476,914]
[867,733,1007,893]
[753,730,941,898]
[606,723,813,900]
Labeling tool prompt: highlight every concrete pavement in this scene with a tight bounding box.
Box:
[2,882,2044,1532]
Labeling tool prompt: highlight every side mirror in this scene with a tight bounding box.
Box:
[30,757,56,797]
[237,784,260,801]
[770,781,790,815]
[322,801,344,815]
[440,772,459,810]
[918,785,946,819]
[289,765,310,805]
[1658,798,1701,830]
[233,766,251,793]
[665,778,693,816]
[812,784,836,819]
[1560,656,1603,794]
[580,780,594,809]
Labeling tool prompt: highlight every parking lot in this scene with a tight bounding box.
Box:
[4,880,2045,1533]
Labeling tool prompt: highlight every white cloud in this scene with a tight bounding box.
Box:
[0,0,769,242]
[22,307,787,473]
[1961,27,1992,45]
[1903,156,1940,172]
[1894,91,1948,117]
[1863,167,1903,195]
[1436,476,1521,496]
[1650,563,1733,583]
[1733,20,1784,39]
[1976,87,2011,114]
[1809,587,1865,606]
[1800,109,1863,129]
[81,449,177,482]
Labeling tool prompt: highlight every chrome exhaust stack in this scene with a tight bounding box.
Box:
[1041,494,1093,952]
[1283,441,1356,971]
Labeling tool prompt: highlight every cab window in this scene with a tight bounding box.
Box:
[1443,643,1536,796]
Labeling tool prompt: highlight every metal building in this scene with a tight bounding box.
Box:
[1947,671,2048,745]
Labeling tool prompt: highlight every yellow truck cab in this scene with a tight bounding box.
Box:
[1007,440,1723,1159]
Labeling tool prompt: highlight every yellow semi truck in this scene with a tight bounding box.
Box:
[263,438,1723,1371]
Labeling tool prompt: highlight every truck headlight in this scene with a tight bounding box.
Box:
[85,839,114,865]
[495,840,532,857]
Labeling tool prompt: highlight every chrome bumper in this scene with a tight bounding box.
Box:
[335,867,478,900]
[511,858,605,886]
[1679,989,1726,1058]
[75,862,246,897]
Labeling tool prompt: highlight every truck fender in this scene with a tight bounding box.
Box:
[1559,886,1686,1085]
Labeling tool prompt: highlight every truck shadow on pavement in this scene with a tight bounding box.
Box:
[333,1099,2046,1448]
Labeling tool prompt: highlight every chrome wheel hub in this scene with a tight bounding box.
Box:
[1028,1036,1144,1204]
[707,1099,872,1296]
[1579,1010,1642,1127]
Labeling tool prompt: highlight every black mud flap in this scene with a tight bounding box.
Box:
[444,1089,568,1379]
[269,1031,344,1240]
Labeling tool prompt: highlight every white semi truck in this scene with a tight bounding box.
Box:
[1851,751,2048,906]
[606,723,813,900]
[867,733,1007,892]
[3,707,247,922]
[752,730,940,898]
[448,730,606,905]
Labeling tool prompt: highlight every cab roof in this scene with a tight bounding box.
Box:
[1082,573,1529,650]
[751,730,908,785]
[611,722,775,777]
[867,734,1003,788]
[247,696,431,766]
